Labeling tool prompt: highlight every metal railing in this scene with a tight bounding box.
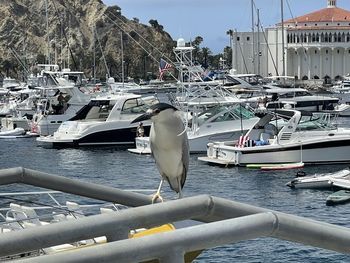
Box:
[0,167,349,262]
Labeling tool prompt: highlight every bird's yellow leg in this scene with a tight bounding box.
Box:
[152,179,164,203]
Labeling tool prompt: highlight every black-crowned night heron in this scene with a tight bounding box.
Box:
[131,103,189,202]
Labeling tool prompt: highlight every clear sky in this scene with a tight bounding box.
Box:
[102,0,350,54]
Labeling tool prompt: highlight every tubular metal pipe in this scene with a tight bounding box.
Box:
[0,195,212,257]
[0,167,153,207]
[272,213,350,254]
[0,167,24,185]
[14,212,278,263]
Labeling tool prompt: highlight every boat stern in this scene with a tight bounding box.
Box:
[198,142,240,165]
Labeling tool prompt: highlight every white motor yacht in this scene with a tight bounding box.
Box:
[31,70,96,136]
[36,93,158,148]
[129,104,259,154]
[198,109,350,166]
[264,87,340,112]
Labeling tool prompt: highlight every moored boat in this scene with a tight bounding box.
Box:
[199,109,350,166]
[286,168,350,189]
[36,93,158,148]
[326,190,350,206]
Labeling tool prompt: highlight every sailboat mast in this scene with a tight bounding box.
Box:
[45,0,50,64]
[257,8,261,76]
[251,0,255,74]
[93,26,96,84]
[121,31,125,87]
[281,0,286,77]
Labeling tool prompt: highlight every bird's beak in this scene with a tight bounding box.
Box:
[131,110,153,124]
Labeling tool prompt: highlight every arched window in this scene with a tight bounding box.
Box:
[316,33,320,42]
[302,75,308,80]
[321,33,325,42]
[335,75,342,81]
[314,75,320,79]
[312,33,316,42]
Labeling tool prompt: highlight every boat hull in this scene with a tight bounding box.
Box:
[37,125,151,148]
[201,138,350,166]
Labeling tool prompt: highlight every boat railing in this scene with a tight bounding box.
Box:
[0,167,350,262]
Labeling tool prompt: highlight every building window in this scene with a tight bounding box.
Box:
[326,23,329,26]
[315,50,317,54]
[304,24,307,26]
[237,37,240,41]
[315,24,318,26]
[337,50,340,54]
[247,37,250,41]
[348,50,350,54]
[338,23,340,26]
[326,50,328,54]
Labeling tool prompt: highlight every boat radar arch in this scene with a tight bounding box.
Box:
[107,77,115,84]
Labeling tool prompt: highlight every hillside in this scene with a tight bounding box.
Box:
[0,0,175,81]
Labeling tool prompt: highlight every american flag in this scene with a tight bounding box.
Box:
[159,58,172,80]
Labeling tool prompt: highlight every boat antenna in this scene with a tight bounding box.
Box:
[94,27,110,78]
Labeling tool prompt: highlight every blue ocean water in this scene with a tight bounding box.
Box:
[1,136,350,262]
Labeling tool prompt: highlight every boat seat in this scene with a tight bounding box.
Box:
[260,132,271,141]
[6,203,49,229]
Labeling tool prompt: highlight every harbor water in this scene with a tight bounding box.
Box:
[1,135,350,262]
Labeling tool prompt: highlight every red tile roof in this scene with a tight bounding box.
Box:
[284,7,350,24]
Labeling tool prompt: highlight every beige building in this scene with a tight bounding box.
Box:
[233,0,350,80]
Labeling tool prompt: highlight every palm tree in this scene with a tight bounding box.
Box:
[201,47,211,68]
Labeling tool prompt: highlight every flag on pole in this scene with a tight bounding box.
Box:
[159,58,172,80]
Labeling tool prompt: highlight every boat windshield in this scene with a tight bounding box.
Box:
[196,104,255,124]
[121,96,159,114]
[296,113,336,131]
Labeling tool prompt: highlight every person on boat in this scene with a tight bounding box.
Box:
[56,92,66,114]
[136,122,144,137]
[271,93,278,102]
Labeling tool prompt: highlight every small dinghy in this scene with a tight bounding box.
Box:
[0,127,29,138]
[286,168,350,189]
[326,190,350,206]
